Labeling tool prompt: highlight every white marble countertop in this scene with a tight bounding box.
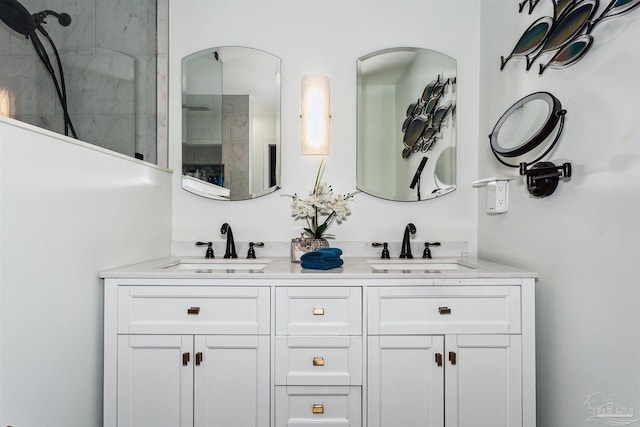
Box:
[100,256,537,281]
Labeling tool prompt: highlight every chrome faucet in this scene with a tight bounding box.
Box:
[220,223,238,258]
[399,223,416,259]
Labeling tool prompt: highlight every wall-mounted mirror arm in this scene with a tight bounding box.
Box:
[520,161,572,198]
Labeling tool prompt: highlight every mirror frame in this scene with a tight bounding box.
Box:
[489,91,567,168]
[489,91,562,158]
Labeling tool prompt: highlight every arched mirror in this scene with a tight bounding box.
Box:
[357,47,457,201]
[181,46,281,200]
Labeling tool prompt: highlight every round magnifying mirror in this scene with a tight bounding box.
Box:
[490,92,562,158]
[432,146,456,196]
[435,146,455,185]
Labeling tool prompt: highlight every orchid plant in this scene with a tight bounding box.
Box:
[289,160,357,239]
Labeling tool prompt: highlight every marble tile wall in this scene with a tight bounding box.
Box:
[0,0,161,164]
[183,94,222,144]
[222,95,250,200]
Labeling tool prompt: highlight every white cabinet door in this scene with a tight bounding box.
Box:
[368,334,522,427]
[368,335,445,427]
[117,335,194,427]
[117,334,270,427]
[194,335,270,427]
[445,335,522,427]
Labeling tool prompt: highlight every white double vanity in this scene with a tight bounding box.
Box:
[101,256,536,427]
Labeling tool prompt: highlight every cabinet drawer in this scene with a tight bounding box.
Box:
[368,286,521,335]
[276,287,362,335]
[275,336,363,386]
[117,286,270,334]
[275,386,361,427]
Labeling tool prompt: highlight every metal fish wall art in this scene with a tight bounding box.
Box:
[401,75,456,159]
[502,0,640,74]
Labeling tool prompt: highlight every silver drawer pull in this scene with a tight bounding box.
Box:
[313,357,325,366]
[312,404,324,414]
[313,307,325,316]
[438,306,451,315]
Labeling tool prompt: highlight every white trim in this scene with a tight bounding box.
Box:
[0,117,173,174]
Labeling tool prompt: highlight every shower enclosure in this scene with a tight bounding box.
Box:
[0,0,165,164]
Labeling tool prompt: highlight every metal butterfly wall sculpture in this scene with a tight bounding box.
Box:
[501,0,640,74]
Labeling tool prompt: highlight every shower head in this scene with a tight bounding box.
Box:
[0,0,77,139]
[0,1,72,36]
[0,0,36,36]
[33,10,71,27]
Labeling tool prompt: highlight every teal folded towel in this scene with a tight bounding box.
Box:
[301,248,344,270]
[300,247,343,260]
[301,257,344,270]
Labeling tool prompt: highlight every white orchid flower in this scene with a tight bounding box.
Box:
[286,160,357,239]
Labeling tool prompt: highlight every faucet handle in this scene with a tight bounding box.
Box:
[422,241,441,259]
[247,242,264,259]
[372,242,390,259]
[196,241,214,259]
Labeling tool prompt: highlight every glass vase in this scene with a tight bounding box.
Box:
[290,237,329,262]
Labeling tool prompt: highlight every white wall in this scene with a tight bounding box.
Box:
[479,1,640,425]
[169,0,481,254]
[359,83,397,197]
[0,119,172,426]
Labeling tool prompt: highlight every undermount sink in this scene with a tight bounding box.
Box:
[162,259,271,272]
[367,259,475,272]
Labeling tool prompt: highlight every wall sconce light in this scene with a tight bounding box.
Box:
[0,88,13,118]
[301,74,330,155]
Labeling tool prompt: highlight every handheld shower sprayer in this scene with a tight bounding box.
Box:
[0,0,77,139]
[33,10,71,27]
